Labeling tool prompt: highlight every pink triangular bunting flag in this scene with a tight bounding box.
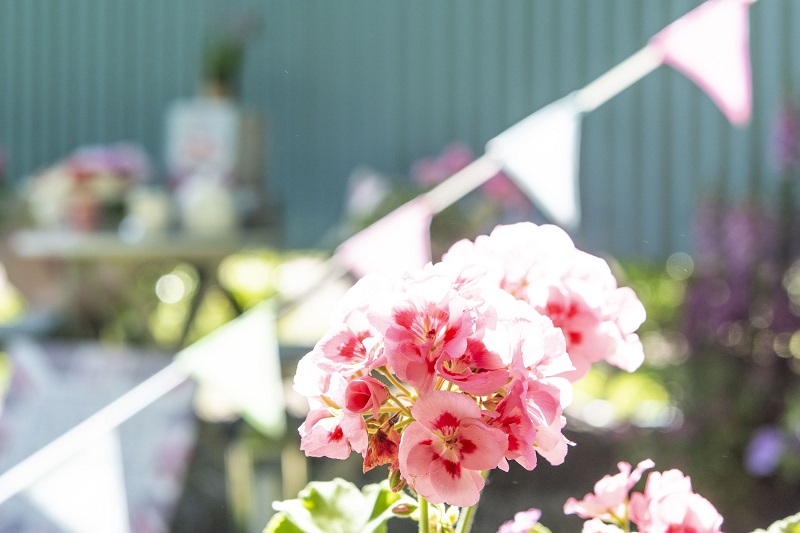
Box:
[335,199,433,278]
[650,0,753,125]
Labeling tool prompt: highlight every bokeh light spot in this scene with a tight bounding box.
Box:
[666,252,694,281]
[155,274,186,303]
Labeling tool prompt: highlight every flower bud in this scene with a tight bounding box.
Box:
[391,503,417,517]
[388,467,406,492]
[345,376,389,417]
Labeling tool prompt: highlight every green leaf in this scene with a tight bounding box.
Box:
[750,511,800,533]
[265,477,415,533]
[264,513,305,533]
[531,524,554,533]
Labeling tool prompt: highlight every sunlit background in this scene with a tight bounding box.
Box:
[0,2,799,532]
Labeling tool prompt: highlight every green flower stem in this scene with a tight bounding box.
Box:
[455,471,488,533]
[378,367,414,398]
[419,494,430,533]
[622,497,631,533]
[455,502,478,533]
[387,392,414,418]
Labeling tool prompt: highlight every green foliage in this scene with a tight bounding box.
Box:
[612,258,800,530]
[264,478,415,533]
[751,511,800,533]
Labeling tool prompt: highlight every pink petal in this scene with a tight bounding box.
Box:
[411,390,482,429]
[428,460,484,507]
[458,422,508,471]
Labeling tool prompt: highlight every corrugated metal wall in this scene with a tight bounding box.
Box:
[0,1,796,259]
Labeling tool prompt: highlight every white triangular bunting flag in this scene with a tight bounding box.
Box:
[25,430,130,533]
[649,0,753,125]
[175,301,286,439]
[486,94,583,230]
[335,198,433,278]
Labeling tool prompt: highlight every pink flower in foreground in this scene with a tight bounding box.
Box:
[564,459,655,522]
[442,222,646,381]
[310,323,377,376]
[490,381,538,470]
[369,273,476,392]
[497,508,542,533]
[436,337,510,396]
[582,519,625,533]
[479,300,573,469]
[291,222,653,510]
[629,469,723,533]
[299,408,368,459]
[398,390,507,507]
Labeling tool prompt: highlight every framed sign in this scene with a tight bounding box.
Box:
[165,98,240,186]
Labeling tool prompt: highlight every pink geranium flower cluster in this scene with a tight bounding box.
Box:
[294,222,646,508]
[442,223,646,380]
[564,459,724,532]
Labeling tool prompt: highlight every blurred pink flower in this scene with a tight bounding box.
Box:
[69,143,151,183]
[564,459,655,522]
[497,508,542,533]
[582,518,625,533]
[411,143,475,187]
[480,172,530,211]
[629,469,723,533]
[411,142,530,211]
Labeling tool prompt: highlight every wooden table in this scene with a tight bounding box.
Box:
[9,228,279,262]
[7,227,281,346]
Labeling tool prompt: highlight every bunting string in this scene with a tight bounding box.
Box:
[420,155,504,214]
[0,362,188,505]
[575,47,664,113]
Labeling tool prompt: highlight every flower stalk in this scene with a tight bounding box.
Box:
[455,501,478,533]
[419,494,430,533]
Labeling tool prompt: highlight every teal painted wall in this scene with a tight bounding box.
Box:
[0,1,796,258]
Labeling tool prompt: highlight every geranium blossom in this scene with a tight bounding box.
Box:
[436,337,510,396]
[629,469,723,533]
[293,223,646,508]
[398,391,507,507]
[497,508,543,533]
[369,272,477,392]
[344,376,388,417]
[442,222,646,380]
[582,519,625,533]
[564,462,723,533]
[564,459,655,522]
[299,408,368,460]
[490,381,538,470]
